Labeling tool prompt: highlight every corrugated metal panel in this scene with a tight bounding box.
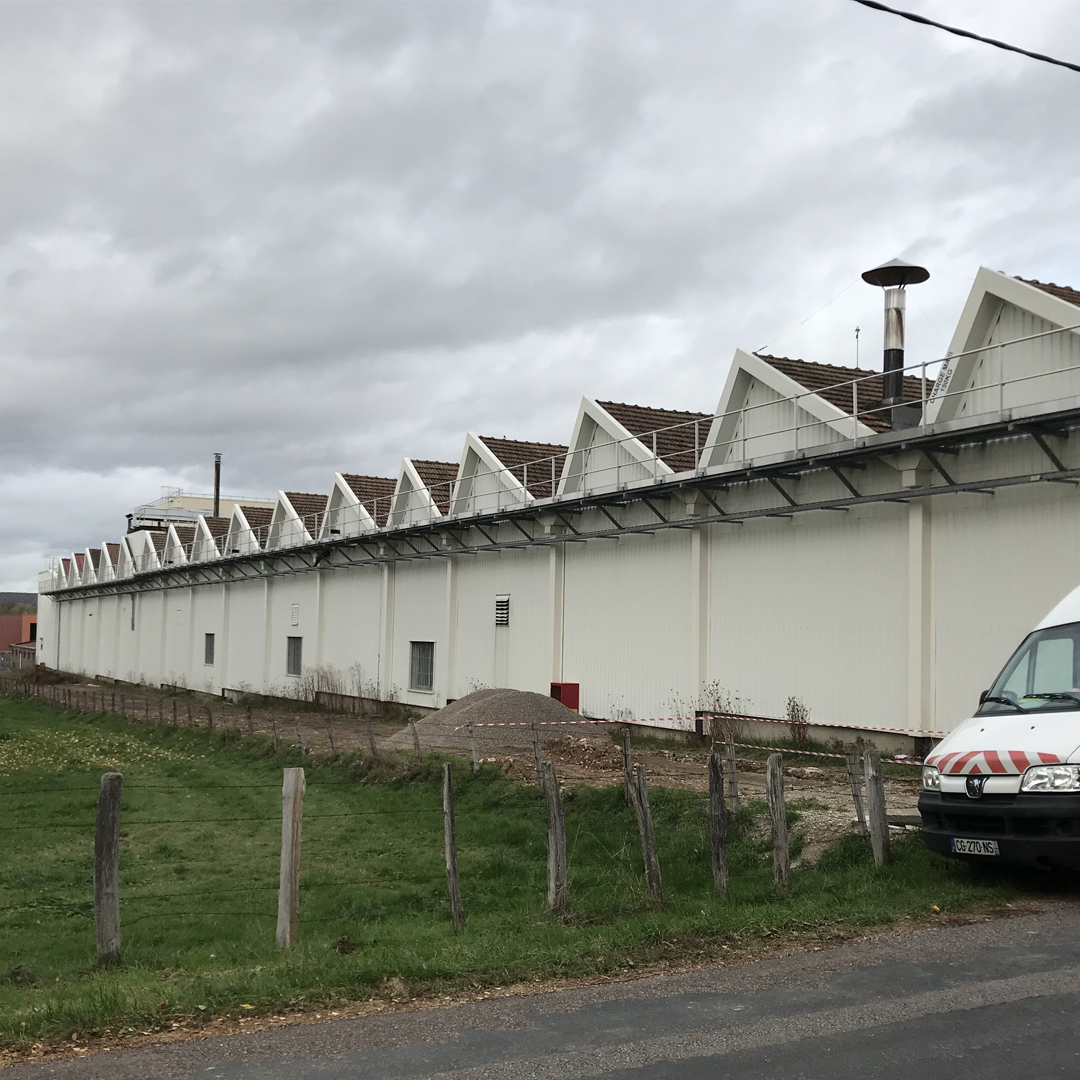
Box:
[957,303,1080,418]
[723,378,846,465]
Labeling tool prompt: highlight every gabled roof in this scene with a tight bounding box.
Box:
[89,548,101,570]
[477,437,569,499]
[597,401,711,472]
[411,460,457,514]
[1015,276,1080,309]
[283,492,328,539]
[341,474,396,526]
[241,506,273,536]
[756,355,922,433]
[73,553,85,571]
[106,543,120,562]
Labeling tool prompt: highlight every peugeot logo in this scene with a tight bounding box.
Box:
[966,775,986,799]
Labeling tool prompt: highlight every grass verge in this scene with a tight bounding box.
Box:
[0,693,1021,1048]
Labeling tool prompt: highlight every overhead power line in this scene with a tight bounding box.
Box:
[850,0,1080,75]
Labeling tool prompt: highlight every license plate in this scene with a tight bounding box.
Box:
[951,838,1000,856]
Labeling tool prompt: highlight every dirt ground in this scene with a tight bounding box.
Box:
[7,678,921,863]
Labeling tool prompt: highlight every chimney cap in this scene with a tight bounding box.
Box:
[861,258,930,288]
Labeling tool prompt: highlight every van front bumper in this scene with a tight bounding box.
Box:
[919,790,1080,869]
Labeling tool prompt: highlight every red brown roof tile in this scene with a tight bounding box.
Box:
[1015,276,1080,309]
[88,548,101,570]
[341,475,397,527]
[240,506,273,546]
[284,492,328,537]
[597,401,712,473]
[411,460,458,514]
[105,543,120,563]
[477,437,569,499]
[755,355,923,433]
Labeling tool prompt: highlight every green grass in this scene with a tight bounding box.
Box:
[0,694,1019,1046]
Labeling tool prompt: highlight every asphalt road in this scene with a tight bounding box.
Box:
[10,906,1080,1079]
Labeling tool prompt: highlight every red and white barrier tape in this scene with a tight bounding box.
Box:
[457,713,945,740]
[727,741,922,766]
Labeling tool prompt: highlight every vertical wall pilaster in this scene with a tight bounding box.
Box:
[219,583,230,693]
[549,545,565,683]
[443,556,458,703]
[379,562,396,699]
[690,525,710,705]
[261,578,273,692]
[908,500,934,730]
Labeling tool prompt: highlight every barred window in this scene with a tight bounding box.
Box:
[286,636,303,676]
[204,633,215,666]
[410,641,435,692]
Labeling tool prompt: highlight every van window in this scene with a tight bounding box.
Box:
[982,622,1080,713]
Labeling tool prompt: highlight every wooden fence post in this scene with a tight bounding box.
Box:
[622,727,634,805]
[532,722,544,789]
[633,764,663,901]
[845,748,869,837]
[766,753,789,892]
[708,751,728,896]
[119,693,125,718]
[247,706,254,736]
[325,717,338,758]
[724,738,740,814]
[367,720,378,761]
[94,772,123,966]
[468,722,479,775]
[294,719,306,754]
[409,719,422,764]
[171,699,177,726]
[442,763,465,932]
[542,760,568,914]
[157,699,163,724]
[271,715,279,751]
[205,704,213,731]
[276,767,305,948]
[863,750,892,867]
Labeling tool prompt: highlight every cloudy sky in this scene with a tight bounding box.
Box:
[2,0,1078,590]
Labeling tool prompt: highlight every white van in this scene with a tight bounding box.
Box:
[920,585,1080,869]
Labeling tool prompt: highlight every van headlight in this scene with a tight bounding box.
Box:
[922,766,940,790]
[1021,765,1080,792]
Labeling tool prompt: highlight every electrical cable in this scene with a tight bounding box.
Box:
[850,0,1080,75]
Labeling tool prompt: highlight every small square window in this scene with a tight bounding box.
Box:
[286,636,303,677]
[204,633,215,666]
[409,641,435,692]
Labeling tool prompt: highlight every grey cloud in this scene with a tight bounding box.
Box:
[2,0,1080,587]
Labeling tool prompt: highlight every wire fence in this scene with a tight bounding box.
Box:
[0,680,910,959]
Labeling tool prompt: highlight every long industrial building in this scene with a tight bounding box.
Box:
[36,267,1080,737]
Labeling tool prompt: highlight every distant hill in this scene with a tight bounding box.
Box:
[0,593,36,606]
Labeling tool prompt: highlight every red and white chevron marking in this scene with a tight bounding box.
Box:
[926,748,1062,775]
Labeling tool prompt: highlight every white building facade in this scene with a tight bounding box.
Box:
[37,270,1080,736]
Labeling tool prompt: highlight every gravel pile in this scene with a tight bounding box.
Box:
[385,688,583,754]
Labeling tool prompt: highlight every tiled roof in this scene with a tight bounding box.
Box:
[341,475,396,527]
[201,516,231,554]
[284,492,328,537]
[73,553,85,570]
[597,401,712,473]
[61,558,70,575]
[757,355,924,433]
[478,437,569,499]
[148,530,168,554]
[173,525,196,546]
[105,543,120,563]
[241,506,273,546]
[88,548,101,569]
[412,460,458,515]
[1015,276,1080,309]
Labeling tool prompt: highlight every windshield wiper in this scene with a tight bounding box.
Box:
[1028,692,1080,707]
[980,695,1026,712]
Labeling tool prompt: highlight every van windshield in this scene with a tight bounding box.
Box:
[980,621,1080,714]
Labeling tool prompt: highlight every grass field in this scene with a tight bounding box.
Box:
[0,692,1018,1047]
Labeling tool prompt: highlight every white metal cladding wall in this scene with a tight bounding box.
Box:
[451,548,552,697]
[318,565,384,696]
[223,579,267,692]
[138,590,165,687]
[727,379,845,464]
[188,586,223,694]
[561,530,696,720]
[115,595,137,682]
[958,304,1080,418]
[931,482,1080,728]
[390,560,449,707]
[265,575,319,694]
[96,595,119,680]
[709,502,908,728]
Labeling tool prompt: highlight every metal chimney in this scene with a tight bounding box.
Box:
[213,453,221,519]
[861,258,930,421]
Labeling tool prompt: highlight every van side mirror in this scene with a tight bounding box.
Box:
[979,689,990,705]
